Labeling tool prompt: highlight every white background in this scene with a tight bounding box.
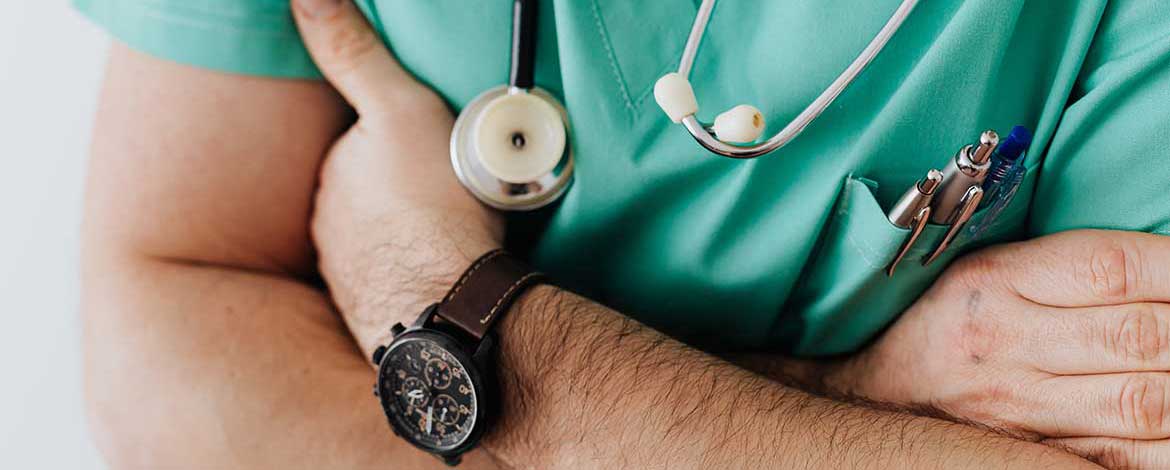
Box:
[1,1,109,468]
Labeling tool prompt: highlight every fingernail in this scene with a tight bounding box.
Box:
[295,0,343,19]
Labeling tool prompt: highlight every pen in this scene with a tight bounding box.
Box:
[885,169,942,276]
[980,125,1033,207]
[888,169,943,228]
[923,185,984,266]
[965,125,1033,239]
[929,130,998,224]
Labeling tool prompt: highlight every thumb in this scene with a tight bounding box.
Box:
[291,0,429,117]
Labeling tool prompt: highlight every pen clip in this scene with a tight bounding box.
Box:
[886,205,931,277]
[923,185,984,266]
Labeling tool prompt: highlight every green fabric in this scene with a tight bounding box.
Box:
[74,0,320,78]
[78,0,1170,355]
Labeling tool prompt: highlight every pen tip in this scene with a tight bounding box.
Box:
[921,169,943,194]
[971,130,1000,164]
[980,130,1000,147]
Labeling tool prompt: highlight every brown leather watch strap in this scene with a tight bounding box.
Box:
[436,250,545,340]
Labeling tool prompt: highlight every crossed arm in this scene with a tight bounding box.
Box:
[81,33,1096,470]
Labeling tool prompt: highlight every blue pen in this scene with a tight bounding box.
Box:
[982,126,1033,203]
[965,125,1033,239]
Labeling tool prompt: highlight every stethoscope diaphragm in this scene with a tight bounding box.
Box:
[450,85,573,211]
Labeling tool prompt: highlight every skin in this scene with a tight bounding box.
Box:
[77,0,1151,468]
[81,41,499,470]
[742,231,1170,468]
[309,1,1086,468]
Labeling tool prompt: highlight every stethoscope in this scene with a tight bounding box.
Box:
[451,0,920,211]
[450,0,572,211]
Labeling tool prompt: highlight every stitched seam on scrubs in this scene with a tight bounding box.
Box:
[589,0,636,114]
[837,183,889,270]
[846,228,892,270]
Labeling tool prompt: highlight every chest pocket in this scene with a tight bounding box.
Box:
[778,167,1037,356]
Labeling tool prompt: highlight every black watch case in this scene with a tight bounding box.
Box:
[372,305,498,466]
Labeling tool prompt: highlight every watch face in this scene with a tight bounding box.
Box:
[378,333,480,452]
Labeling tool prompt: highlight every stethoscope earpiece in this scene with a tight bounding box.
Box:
[653,73,765,145]
[657,0,920,158]
[712,104,765,144]
[653,72,698,124]
[453,0,917,210]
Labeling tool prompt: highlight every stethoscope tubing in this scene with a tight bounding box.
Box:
[677,0,921,159]
[510,0,539,90]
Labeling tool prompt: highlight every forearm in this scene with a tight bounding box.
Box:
[484,286,1094,469]
[81,251,499,469]
[80,44,502,468]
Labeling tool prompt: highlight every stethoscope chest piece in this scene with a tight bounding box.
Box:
[451,85,573,211]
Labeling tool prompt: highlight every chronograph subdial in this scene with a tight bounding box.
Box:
[433,394,461,426]
[425,358,455,389]
[399,376,430,409]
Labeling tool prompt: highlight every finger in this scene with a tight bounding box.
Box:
[1046,436,1170,469]
[291,0,430,117]
[1022,303,1170,375]
[1028,373,1170,440]
[991,230,1170,307]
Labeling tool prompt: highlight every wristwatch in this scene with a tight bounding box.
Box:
[371,250,545,466]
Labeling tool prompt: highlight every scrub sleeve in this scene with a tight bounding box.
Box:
[74,0,319,79]
[1029,1,1170,236]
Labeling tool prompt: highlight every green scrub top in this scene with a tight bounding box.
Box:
[78,0,1170,356]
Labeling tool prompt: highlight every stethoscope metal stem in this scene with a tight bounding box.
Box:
[676,0,921,159]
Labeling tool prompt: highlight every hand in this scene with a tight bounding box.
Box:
[830,229,1170,468]
[292,0,503,355]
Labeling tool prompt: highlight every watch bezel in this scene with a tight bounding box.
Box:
[375,316,496,462]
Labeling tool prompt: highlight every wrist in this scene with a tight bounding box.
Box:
[327,209,503,355]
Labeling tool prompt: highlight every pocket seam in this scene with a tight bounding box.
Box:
[589,0,687,117]
[588,0,636,114]
[838,177,892,270]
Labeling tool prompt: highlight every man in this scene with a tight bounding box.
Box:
[81,0,1170,467]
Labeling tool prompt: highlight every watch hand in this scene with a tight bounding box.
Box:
[440,408,448,423]
[426,406,433,434]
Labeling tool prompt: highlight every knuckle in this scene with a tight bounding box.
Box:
[1116,375,1170,435]
[1080,238,1142,302]
[1105,305,1169,362]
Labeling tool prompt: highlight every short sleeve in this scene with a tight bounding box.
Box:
[1029,0,1170,236]
[75,0,321,78]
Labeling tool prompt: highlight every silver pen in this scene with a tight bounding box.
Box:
[929,130,999,224]
[885,169,943,276]
[923,185,984,266]
[888,169,943,228]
